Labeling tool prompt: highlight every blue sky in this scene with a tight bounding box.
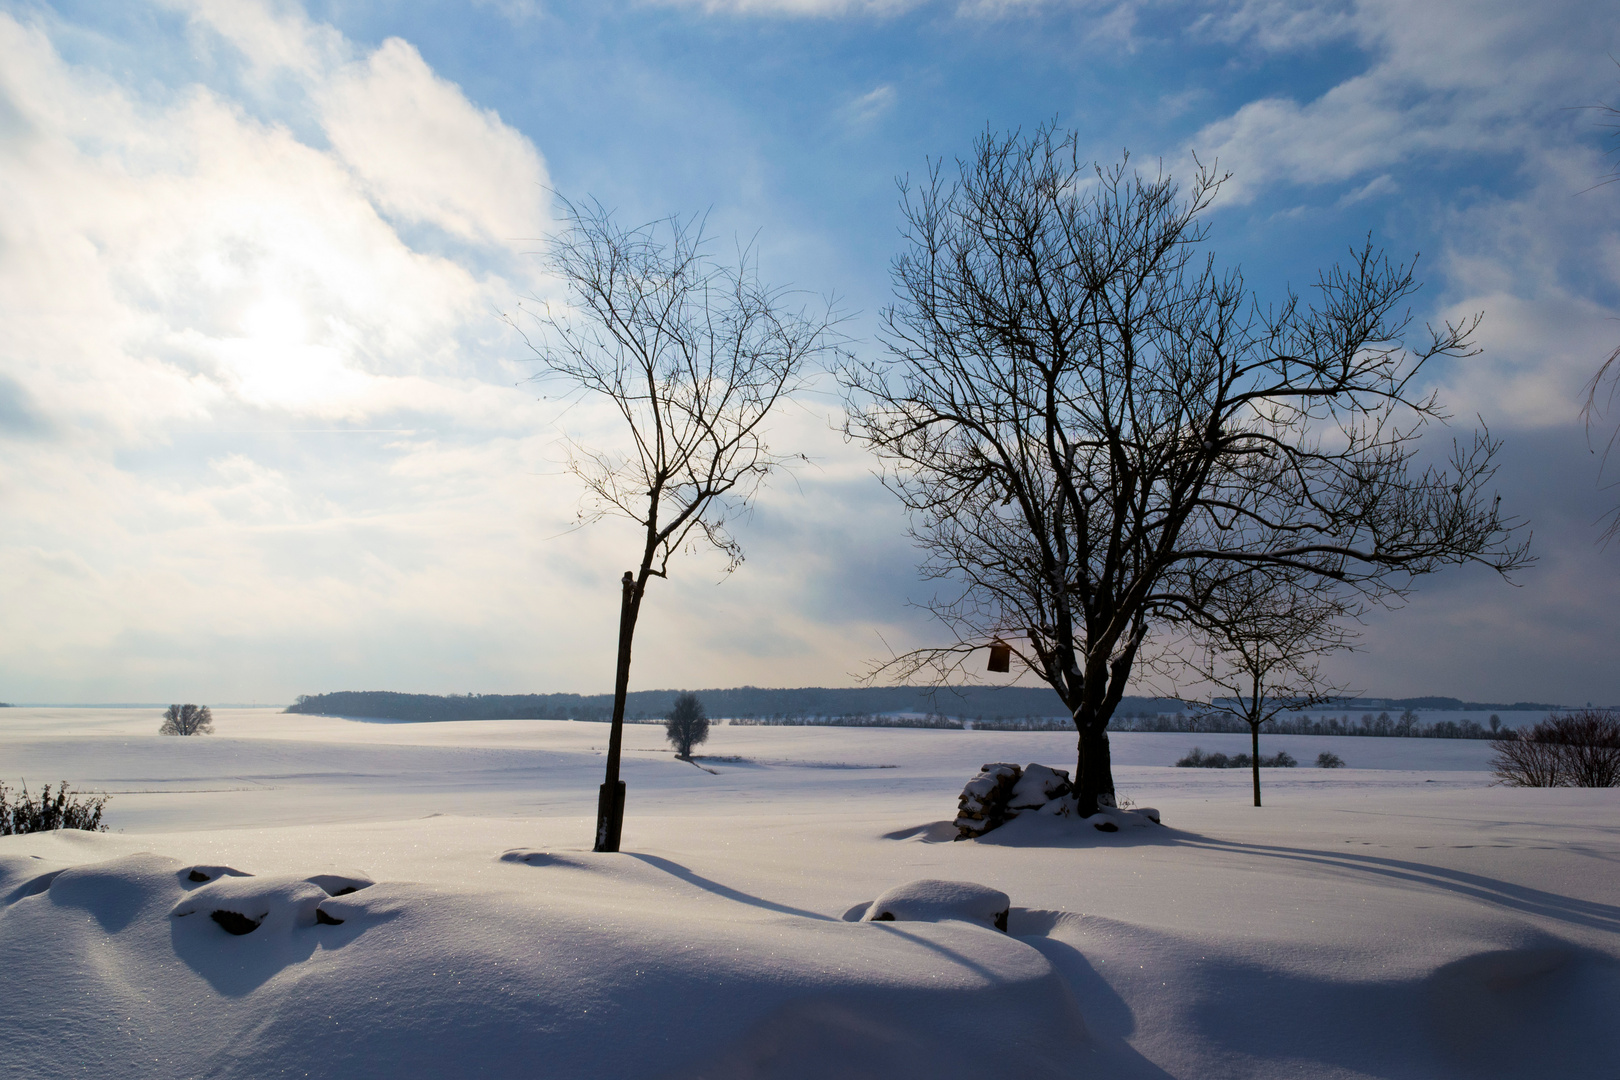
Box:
[1,0,1618,705]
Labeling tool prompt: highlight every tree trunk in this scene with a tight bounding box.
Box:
[1250,723,1262,808]
[1074,725,1117,817]
[595,571,639,852]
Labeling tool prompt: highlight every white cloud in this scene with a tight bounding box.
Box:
[844,84,897,126]
[1191,0,1614,200]
[0,2,591,699]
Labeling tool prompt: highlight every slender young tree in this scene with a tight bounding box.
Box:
[1581,77,1620,540]
[518,197,840,851]
[842,126,1530,817]
[1182,574,1355,807]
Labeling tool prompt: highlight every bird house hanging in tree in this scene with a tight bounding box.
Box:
[987,639,1011,673]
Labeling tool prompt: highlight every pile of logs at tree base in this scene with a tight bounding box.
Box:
[954,762,1074,840]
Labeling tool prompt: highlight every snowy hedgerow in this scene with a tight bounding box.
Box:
[0,780,109,834]
[160,704,213,736]
[665,692,709,759]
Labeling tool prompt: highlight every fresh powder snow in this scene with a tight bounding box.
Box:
[2,706,1617,1078]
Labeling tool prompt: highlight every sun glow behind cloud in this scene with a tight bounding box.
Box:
[0,3,579,698]
[2,0,1619,704]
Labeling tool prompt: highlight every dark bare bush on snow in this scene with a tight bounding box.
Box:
[1491,710,1620,787]
[0,780,110,834]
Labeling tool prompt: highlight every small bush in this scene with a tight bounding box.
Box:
[160,704,213,736]
[1316,752,1346,769]
[1492,709,1620,787]
[0,780,110,834]
[665,692,710,759]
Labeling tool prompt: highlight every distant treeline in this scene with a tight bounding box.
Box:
[286,687,1563,727]
[286,687,1181,723]
[1125,709,1508,740]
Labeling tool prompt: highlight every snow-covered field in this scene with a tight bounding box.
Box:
[3,707,1617,1079]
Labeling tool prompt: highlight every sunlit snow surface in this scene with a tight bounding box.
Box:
[2,708,1617,1079]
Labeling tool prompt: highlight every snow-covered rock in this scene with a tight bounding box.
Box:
[171,872,338,933]
[860,878,1012,932]
[1008,763,1072,809]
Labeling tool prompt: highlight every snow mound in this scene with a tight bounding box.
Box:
[0,837,1089,1078]
[171,873,336,933]
[861,878,1011,932]
[305,870,374,896]
[181,864,252,885]
[0,853,70,903]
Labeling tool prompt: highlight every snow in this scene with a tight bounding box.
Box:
[860,878,1011,930]
[3,706,1619,1078]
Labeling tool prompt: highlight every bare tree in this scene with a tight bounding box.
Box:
[1493,709,1620,787]
[842,126,1531,817]
[160,704,213,736]
[665,692,710,760]
[1581,77,1620,540]
[517,197,840,851]
[1181,574,1355,807]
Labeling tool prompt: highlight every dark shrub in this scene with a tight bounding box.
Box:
[1316,752,1346,768]
[1491,709,1620,787]
[0,781,110,834]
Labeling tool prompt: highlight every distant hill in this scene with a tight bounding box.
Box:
[285,687,1189,723]
[1340,697,1563,713]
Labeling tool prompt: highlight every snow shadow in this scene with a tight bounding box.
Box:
[0,854,67,905]
[1179,934,1620,1079]
[626,853,837,922]
[45,852,181,933]
[880,821,958,843]
[1170,837,1620,936]
[1011,910,1176,1080]
[968,811,1182,850]
[169,873,386,995]
[497,849,599,870]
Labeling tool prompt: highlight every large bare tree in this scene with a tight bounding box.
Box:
[519,198,840,851]
[842,127,1530,818]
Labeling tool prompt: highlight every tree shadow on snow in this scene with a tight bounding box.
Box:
[1173,930,1620,1080]
[626,853,837,922]
[1168,837,1620,936]
[967,812,1184,850]
[1010,910,1176,1080]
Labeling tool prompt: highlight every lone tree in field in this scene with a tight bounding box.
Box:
[518,197,840,850]
[1182,573,1354,807]
[842,126,1530,817]
[160,704,213,736]
[665,692,710,760]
